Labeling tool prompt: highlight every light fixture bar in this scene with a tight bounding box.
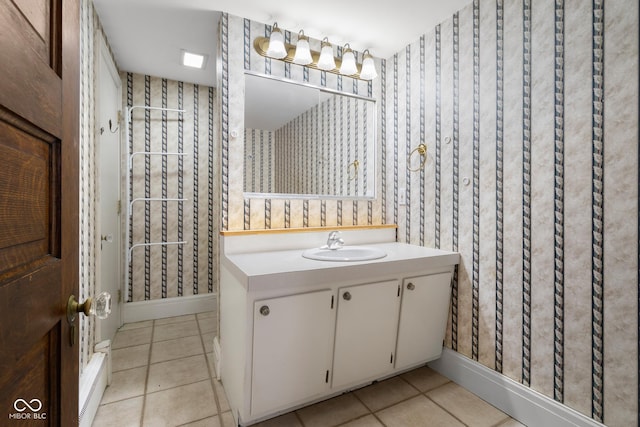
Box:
[254,36,374,80]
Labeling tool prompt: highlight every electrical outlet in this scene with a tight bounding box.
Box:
[399,187,406,205]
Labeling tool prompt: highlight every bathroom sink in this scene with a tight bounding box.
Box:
[302,246,387,262]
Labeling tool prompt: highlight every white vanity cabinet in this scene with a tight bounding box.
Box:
[251,290,335,415]
[219,236,459,426]
[395,272,454,370]
[332,280,400,389]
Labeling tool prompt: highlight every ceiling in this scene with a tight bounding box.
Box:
[93,0,472,87]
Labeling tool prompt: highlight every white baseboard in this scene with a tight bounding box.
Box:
[428,348,605,427]
[79,352,108,427]
[122,293,217,323]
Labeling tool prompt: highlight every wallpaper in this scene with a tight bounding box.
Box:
[124,73,219,302]
[382,0,637,425]
[220,16,384,231]
[220,0,639,424]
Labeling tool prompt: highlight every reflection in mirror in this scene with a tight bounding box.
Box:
[244,72,376,199]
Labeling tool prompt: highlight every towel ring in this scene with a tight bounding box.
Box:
[348,160,360,181]
[408,143,427,172]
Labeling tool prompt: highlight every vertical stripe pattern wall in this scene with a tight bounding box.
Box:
[553,0,565,404]
[495,0,504,375]
[521,0,532,389]
[590,0,605,421]
[125,73,218,301]
[365,1,636,426]
[471,0,481,363]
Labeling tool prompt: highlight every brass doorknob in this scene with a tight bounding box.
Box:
[67,292,111,323]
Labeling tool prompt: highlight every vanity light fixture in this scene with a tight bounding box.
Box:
[317,37,337,71]
[181,50,207,69]
[255,24,378,80]
[266,22,287,59]
[292,30,313,65]
[339,44,358,76]
[359,49,378,80]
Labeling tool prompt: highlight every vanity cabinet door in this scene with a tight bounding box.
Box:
[395,272,453,369]
[251,290,334,416]
[332,280,400,389]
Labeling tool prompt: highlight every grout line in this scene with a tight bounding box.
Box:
[139,319,156,427]
[197,312,225,424]
[423,393,470,427]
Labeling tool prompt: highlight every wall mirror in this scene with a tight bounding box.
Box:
[243,72,376,199]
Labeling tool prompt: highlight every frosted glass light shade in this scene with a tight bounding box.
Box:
[266,24,287,59]
[359,51,378,80]
[317,39,336,70]
[340,46,358,75]
[293,35,313,65]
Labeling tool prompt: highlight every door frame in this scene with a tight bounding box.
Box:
[95,30,123,339]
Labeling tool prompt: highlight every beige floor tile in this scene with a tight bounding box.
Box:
[100,366,147,404]
[119,320,153,331]
[401,366,450,392]
[147,354,210,393]
[354,376,419,412]
[219,411,236,427]
[251,412,302,427]
[155,314,197,325]
[153,320,199,342]
[112,343,150,372]
[143,380,217,427]
[426,382,509,427]
[92,396,143,427]
[213,378,231,413]
[179,415,222,427]
[197,311,216,320]
[376,395,464,427]
[112,327,153,349]
[151,335,204,364]
[296,394,369,427]
[496,418,527,427]
[339,414,384,427]
[197,316,217,334]
[201,332,215,354]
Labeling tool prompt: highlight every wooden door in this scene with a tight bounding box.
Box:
[0,1,80,426]
[332,280,400,390]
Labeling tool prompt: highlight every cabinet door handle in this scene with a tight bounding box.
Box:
[259,305,270,316]
[343,291,352,301]
[407,282,415,291]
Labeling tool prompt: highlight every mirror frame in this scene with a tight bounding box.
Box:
[243,71,377,200]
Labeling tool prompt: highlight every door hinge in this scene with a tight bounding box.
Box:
[325,370,330,383]
[330,295,334,309]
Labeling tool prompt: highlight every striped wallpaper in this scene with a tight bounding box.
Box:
[382,0,638,425]
[221,0,638,424]
[124,73,218,302]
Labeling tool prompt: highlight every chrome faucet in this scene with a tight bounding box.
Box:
[326,231,344,250]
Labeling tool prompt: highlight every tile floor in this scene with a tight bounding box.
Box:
[92,312,525,427]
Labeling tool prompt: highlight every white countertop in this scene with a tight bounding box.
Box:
[223,242,460,292]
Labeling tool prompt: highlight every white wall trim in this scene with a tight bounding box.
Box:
[428,348,605,427]
[79,352,108,427]
[122,293,217,323]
